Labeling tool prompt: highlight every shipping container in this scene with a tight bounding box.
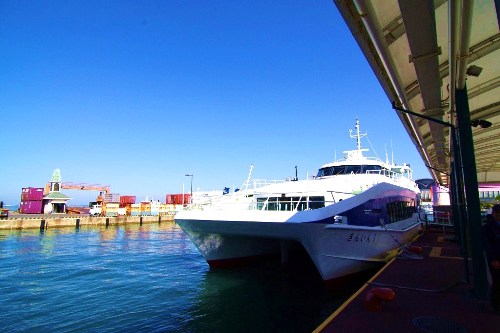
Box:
[139,202,150,216]
[159,203,171,216]
[104,193,120,203]
[166,194,175,204]
[130,204,141,216]
[167,194,191,205]
[120,195,136,206]
[166,194,188,205]
[104,203,119,216]
[21,187,44,201]
[20,200,43,214]
[150,200,160,216]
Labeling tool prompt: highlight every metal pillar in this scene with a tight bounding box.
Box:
[450,128,469,283]
[455,85,489,298]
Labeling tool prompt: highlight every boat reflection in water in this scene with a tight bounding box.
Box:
[188,253,372,332]
[176,119,422,285]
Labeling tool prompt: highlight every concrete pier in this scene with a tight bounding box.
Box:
[0,215,174,230]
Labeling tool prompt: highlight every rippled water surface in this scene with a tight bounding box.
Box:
[0,223,360,332]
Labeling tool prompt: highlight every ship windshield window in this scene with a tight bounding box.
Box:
[309,196,325,209]
[316,167,330,177]
[332,166,345,175]
[363,165,382,173]
[344,165,362,174]
[317,166,346,177]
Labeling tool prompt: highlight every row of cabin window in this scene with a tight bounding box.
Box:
[256,196,325,211]
[316,165,384,177]
[386,200,415,222]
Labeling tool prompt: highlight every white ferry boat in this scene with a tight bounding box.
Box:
[175,119,422,284]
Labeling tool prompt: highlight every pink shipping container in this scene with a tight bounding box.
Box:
[21,187,44,201]
[120,196,136,206]
[20,200,43,214]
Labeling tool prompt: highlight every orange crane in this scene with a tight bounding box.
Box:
[45,182,111,195]
[62,182,110,194]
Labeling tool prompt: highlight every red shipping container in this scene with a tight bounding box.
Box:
[175,194,184,204]
[21,187,44,201]
[166,195,174,204]
[20,200,43,214]
[166,194,192,205]
[120,196,136,206]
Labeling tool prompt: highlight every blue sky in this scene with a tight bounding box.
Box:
[0,0,430,205]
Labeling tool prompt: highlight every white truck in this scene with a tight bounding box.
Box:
[89,204,102,216]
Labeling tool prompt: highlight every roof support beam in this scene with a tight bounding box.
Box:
[406,33,500,100]
[448,0,459,123]
[398,0,448,169]
[340,0,435,180]
[456,0,475,89]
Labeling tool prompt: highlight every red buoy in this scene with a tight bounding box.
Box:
[363,287,396,312]
[407,245,424,254]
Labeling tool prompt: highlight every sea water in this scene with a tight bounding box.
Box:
[0,223,361,332]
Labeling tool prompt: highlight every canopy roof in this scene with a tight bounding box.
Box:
[44,192,71,200]
[333,0,499,187]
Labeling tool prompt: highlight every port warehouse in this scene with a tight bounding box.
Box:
[17,186,191,217]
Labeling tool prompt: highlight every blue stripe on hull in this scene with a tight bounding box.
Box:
[313,194,418,227]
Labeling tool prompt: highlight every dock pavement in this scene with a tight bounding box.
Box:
[315,226,500,333]
[0,214,174,230]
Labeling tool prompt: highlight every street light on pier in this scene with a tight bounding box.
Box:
[185,174,193,204]
[392,96,492,297]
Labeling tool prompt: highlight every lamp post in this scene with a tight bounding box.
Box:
[392,103,468,275]
[392,100,489,298]
[185,174,193,204]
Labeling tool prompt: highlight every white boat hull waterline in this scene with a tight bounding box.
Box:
[175,120,422,284]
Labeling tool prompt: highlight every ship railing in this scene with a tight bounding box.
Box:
[431,210,452,226]
[249,179,287,189]
[431,210,453,237]
[248,196,336,212]
[187,194,337,212]
[417,208,453,236]
[366,169,413,182]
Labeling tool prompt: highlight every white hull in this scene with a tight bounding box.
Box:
[176,215,421,281]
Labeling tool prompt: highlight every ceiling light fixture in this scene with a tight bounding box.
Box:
[466,65,483,77]
[470,119,492,128]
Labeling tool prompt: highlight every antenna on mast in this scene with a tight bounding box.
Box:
[242,164,254,191]
[391,138,394,165]
[349,118,367,151]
